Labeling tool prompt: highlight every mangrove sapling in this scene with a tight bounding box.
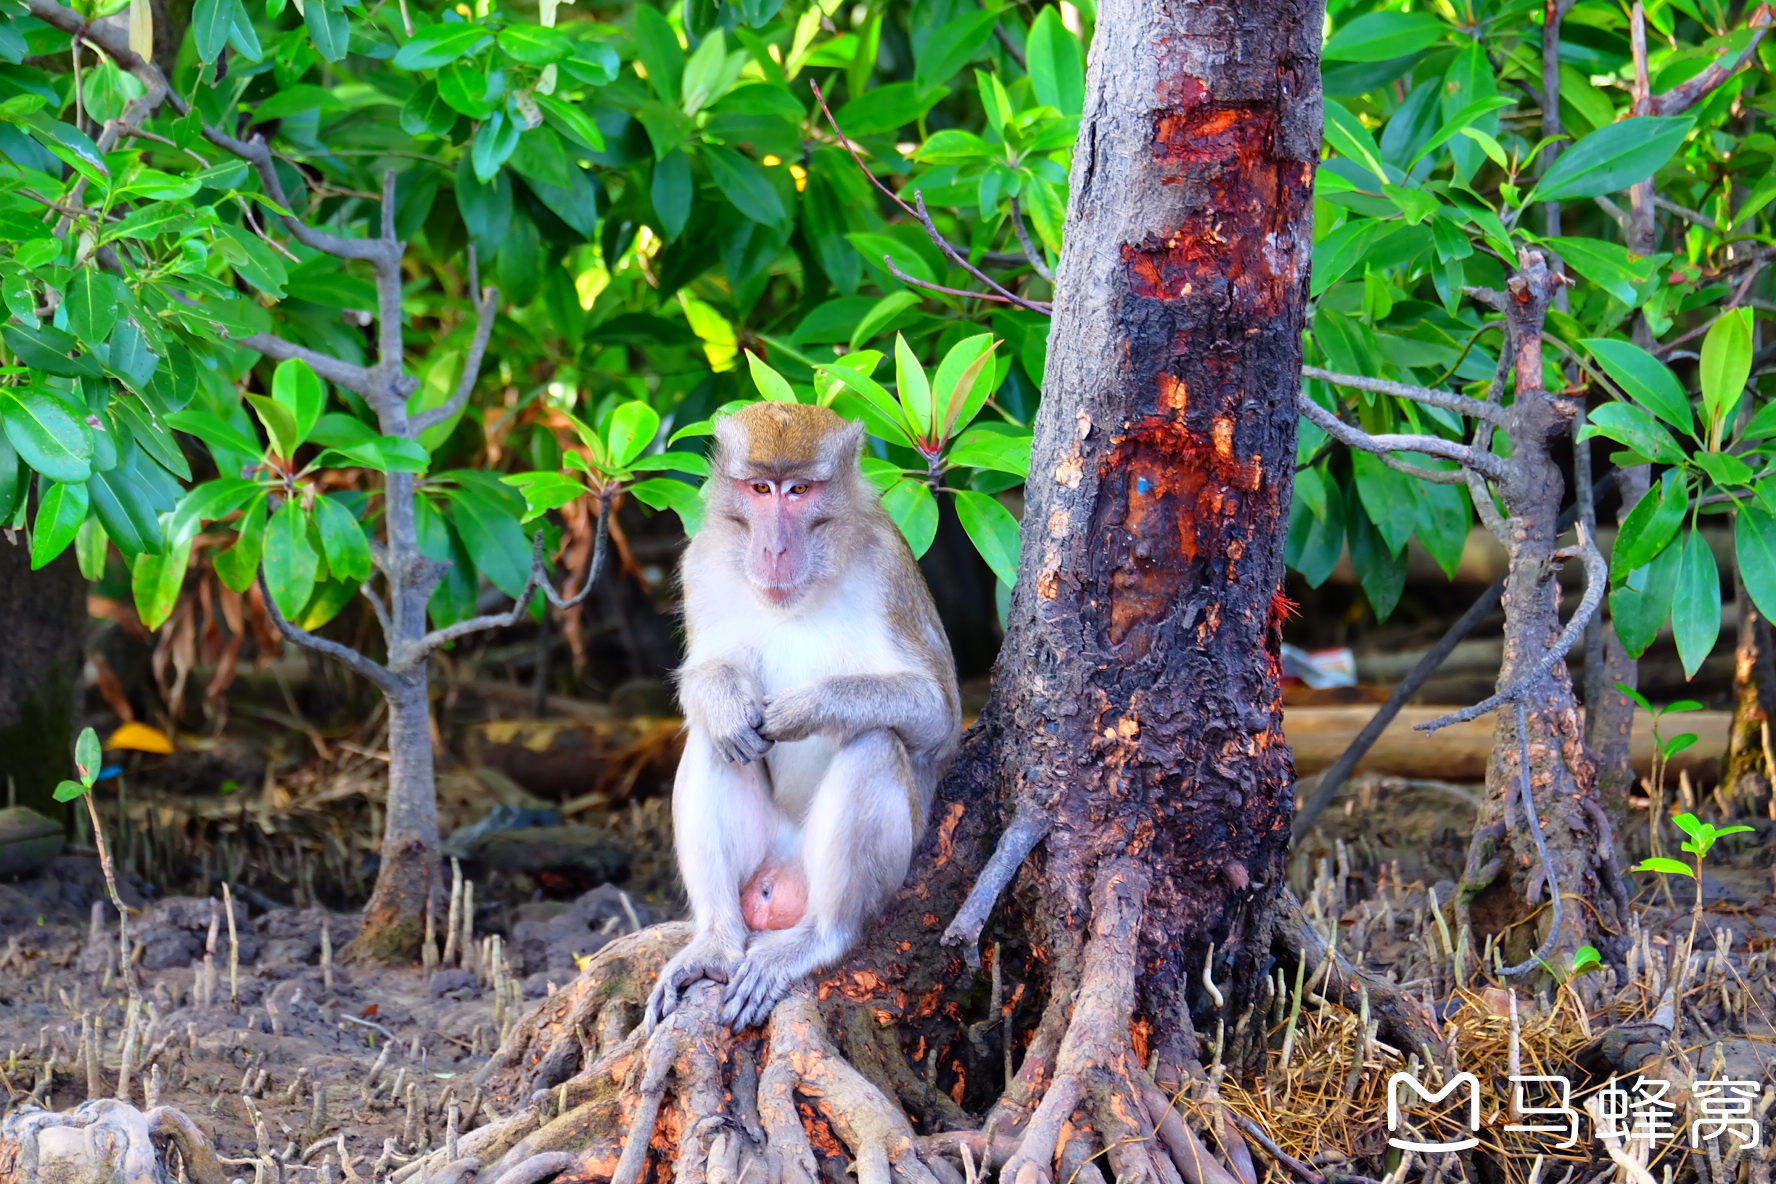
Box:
[1635,812,1753,1034]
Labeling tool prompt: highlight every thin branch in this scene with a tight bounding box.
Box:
[1655,257,1766,357]
[882,256,1031,306]
[1653,197,1718,233]
[360,583,392,637]
[406,496,612,663]
[237,333,375,396]
[809,80,1053,316]
[374,168,405,391]
[1302,365,1507,425]
[1297,394,1506,481]
[410,284,500,434]
[1416,527,1608,732]
[258,571,400,693]
[1006,197,1055,283]
[1375,453,1468,484]
[1651,3,1773,116]
[941,802,1053,967]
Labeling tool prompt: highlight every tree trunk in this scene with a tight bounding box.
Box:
[448,2,1384,1180]
[348,673,439,962]
[1722,572,1776,812]
[1458,257,1628,970]
[0,539,84,823]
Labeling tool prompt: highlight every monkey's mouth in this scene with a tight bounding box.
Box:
[758,583,800,605]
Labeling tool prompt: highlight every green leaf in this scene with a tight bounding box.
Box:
[497,23,569,63]
[31,479,88,569]
[64,270,122,345]
[245,395,301,461]
[322,436,431,473]
[948,426,1031,478]
[263,499,319,619]
[166,408,263,460]
[848,292,921,351]
[1406,96,1517,169]
[439,62,500,118]
[1582,338,1692,433]
[1735,506,1776,623]
[606,401,661,468]
[913,9,999,94]
[628,451,709,476]
[394,21,492,70]
[1323,99,1388,181]
[1581,402,1684,463]
[2,389,94,484]
[1545,237,1655,307]
[1611,469,1687,581]
[834,81,942,137]
[1635,856,1696,878]
[704,146,785,225]
[314,494,372,582]
[304,0,350,62]
[131,536,192,630]
[272,358,326,446]
[1324,10,1445,61]
[954,489,1020,586]
[473,111,520,183]
[1024,5,1084,116]
[503,472,591,522]
[631,5,684,104]
[401,82,457,136]
[1672,528,1720,679]
[1699,307,1752,437]
[630,476,704,534]
[191,0,235,62]
[1530,116,1695,202]
[932,334,998,436]
[213,495,268,593]
[53,780,89,803]
[1609,540,1680,658]
[880,478,938,558]
[893,334,933,439]
[535,92,604,152]
[448,486,530,597]
[746,352,797,403]
[88,457,168,558]
[650,149,692,238]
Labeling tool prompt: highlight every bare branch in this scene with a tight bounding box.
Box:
[1653,196,1718,233]
[1302,365,1507,424]
[374,168,405,387]
[237,332,375,396]
[1652,3,1772,115]
[411,285,501,434]
[203,127,395,267]
[882,256,1033,307]
[1376,453,1468,484]
[1297,393,1506,481]
[1006,198,1055,283]
[1467,468,1511,543]
[407,496,613,662]
[258,571,400,693]
[360,583,392,637]
[1416,527,1608,732]
[941,802,1052,967]
[808,80,1053,317]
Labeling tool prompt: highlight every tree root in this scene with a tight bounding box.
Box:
[490,1151,582,1184]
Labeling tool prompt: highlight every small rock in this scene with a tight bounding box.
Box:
[0,807,64,879]
[430,968,478,997]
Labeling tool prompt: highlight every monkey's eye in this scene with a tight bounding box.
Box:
[787,483,810,496]
[751,482,772,495]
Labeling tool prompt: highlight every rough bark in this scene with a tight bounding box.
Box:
[0,540,84,823]
[1457,258,1627,969]
[349,675,439,962]
[1722,578,1776,811]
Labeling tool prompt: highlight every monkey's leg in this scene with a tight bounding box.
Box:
[722,729,917,1030]
[646,731,779,1029]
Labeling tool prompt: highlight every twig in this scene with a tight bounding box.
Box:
[1650,3,1773,115]
[258,570,401,693]
[236,332,375,398]
[1296,395,1506,482]
[1302,366,1508,425]
[410,284,501,433]
[1416,526,1607,731]
[1006,197,1055,282]
[809,80,1052,316]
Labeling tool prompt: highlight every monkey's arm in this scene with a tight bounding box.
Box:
[679,659,772,765]
[760,672,955,752]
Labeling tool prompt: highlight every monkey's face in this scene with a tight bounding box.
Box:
[729,475,839,604]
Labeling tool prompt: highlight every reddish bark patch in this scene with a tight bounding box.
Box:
[1096,419,1261,650]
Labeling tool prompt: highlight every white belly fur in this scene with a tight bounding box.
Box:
[747,580,909,822]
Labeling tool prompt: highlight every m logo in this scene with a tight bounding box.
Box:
[1387,1072,1482,1152]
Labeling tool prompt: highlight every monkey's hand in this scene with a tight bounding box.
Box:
[710,701,773,766]
[759,686,822,744]
[645,934,742,1031]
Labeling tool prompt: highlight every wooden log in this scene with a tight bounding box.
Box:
[1283,706,1729,785]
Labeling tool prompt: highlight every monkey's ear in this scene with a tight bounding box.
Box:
[829,415,866,466]
[710,410,750,478]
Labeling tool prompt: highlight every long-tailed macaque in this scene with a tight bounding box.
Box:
[645,402,961,1031]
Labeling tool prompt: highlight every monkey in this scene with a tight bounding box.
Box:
[645,401,962,1031]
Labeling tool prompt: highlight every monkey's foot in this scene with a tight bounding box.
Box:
[720,926,831,1030]
[646,933,746,1030]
